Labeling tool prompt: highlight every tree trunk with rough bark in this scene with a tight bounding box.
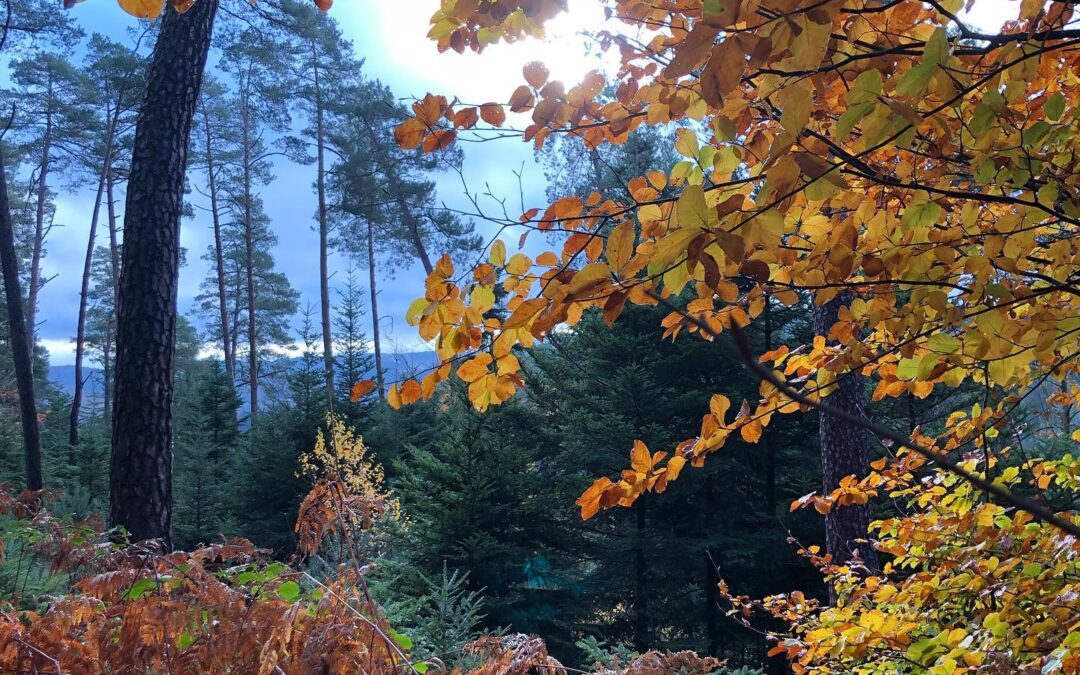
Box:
[111,0,219,549]
[812,291,879,576]
[0,145,42,492]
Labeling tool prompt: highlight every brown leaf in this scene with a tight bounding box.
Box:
[664,23,720,80]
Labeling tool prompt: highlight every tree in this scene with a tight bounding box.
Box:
[193,77,238,386]
[0,142,42,491]
[279,0,356,408]
[332,265,375,420]
[173,358,241,549]
[390,0,1080,546]
[197,197,298,421]
[214,22,292,421]
[69,34,145,449]
[110,0,220,549]
[329,80,481,397]
[4,52,88,349]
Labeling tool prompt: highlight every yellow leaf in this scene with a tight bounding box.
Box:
[779,83,813,135]
[606,221,635,274]
[676,184,711,229]
[503,298,547,329]
[489,240,507,266]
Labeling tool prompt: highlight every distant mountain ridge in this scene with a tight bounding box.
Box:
[48,351,440,406]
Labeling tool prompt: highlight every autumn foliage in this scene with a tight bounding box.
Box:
[370,0,1080,671]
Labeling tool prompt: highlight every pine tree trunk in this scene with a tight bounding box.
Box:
[105,168,120,420]
[106,168,120,309]
[111,0,219,549]
[28,105,51,352]
[202,105,233,384]
[0,145,43,491]
[71,112,118,450]
[241,97,258,421]
[313,63,332,410]
[812,291,878,575]
[366,217,384,399]
[314,55,334,409]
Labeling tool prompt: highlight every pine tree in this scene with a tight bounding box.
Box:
[174,359,241,549]
[213,21,292,421]
[69,34,145,448]
[111,0,220,549]
[332,266,375,422]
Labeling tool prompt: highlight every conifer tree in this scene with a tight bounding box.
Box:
[68,34,144,449]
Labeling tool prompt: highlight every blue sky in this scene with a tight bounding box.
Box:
[39,0,612,364]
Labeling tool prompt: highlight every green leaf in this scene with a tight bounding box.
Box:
[847,69,882,105]
[901,201,942,229]
[414,663,429,674]
[177,632,195,650]
[836,102,875,139]
[895,63,935,97]
[896,357,919,381]
[1045,91,1066,121]
[675,184,711,229]
[1022,120,1052,147]
[927,333,960,353]
[123,578,156,601]
[389,629,414,650]
[276,580,301,603]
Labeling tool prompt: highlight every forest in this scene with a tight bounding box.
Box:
[0,0,1077,672]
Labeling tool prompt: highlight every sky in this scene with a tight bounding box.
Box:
[35,0,1021,365]
[39,0,614,364]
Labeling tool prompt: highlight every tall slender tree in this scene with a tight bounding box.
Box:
[69,35,144,449]
[279,0,355,409]
[214,23,291,421]
[328,81,480,395]
[194,77,239,386]
[0,143,42,491]
[111,0,220,548]
[5,52,88,348]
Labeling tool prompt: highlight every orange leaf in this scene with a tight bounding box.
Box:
[399,379,421,405]
[509,85,535,112]
[349,380,376,402]
[480,103,506,126]
[503,298,547,330]
[457,354,493,383]
[118,0,163,19]
[422,129,456,153]
[394,119,426,149]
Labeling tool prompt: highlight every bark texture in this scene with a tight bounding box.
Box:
[0,145,43,491]
[110,0,219,548]
[812,291,879,572]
